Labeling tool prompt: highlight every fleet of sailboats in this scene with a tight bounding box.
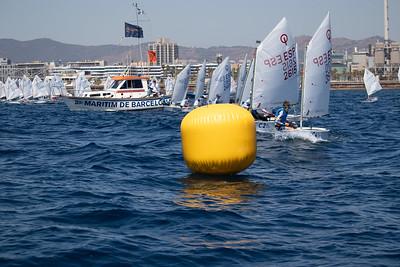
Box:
[0,74,70,104]
[2,11,398,141]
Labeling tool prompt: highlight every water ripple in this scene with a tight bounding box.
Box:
[0,90,400,266]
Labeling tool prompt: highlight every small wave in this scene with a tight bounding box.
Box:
[274,130,328,143]
[0,148,24,156]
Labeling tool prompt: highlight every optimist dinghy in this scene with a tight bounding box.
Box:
[362,68,382,103]
[287,12,332,141]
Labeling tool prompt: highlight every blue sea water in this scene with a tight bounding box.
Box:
[0,89,399,266]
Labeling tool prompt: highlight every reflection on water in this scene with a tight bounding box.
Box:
[175,174,264,210]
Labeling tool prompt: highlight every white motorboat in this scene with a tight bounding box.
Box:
[63,75,169,111]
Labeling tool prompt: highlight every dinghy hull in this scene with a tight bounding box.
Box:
[284,127,329,140]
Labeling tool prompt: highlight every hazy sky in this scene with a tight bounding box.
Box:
[1,0,399,47]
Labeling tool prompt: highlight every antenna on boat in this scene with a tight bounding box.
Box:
[133,2,144,76]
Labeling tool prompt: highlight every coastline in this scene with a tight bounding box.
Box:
[76,81,400,91]
[331,80,400,90]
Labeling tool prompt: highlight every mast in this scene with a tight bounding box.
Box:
[300,45,306,129]
[133,2,144,75]
[249,40,260,109]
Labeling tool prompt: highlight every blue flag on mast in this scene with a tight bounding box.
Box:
[125,22,144,38]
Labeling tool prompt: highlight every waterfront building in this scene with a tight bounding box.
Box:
[0,58,13,82]
[331,51,348,80]
[0,59,48,82]
[373,41,400,79]
[14,62,48,78]
[148,38,179,66]
[0,57,11,65]
[350,48,369,73]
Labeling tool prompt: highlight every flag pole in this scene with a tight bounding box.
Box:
[133,2,144,76]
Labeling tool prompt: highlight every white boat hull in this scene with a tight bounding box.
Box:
[284,127,330,140]
[62,96,169,111]
[362,96,378,103]
[163,105,193,113]
[255,120,275,133]
[256,120,329,140]
[255,116,301,133]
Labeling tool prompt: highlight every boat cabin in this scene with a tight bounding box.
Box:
[82,76,150,99]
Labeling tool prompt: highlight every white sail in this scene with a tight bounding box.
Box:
[397,67,400,81]
[252,17,299,111]
[302,13,332,118]
[32,75,47,99]
[20,75,33,99]
[5,77,23,101]
[44,77,53,97]
[164,75,175,96]
[74,72,91,97]
[208,57,231,104]
[103,75,113,90]
[194,60,206,101]
[47,75,62,97]
[363,69,382,97]
[230,76,237,97]
[53,74,69,96]
[235,54,248,103]
[0,81,5,99]
[239,59,254,105]
[74,73,82,96]
[171,64,191,105]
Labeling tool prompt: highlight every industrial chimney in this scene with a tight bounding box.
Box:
[384,0,389,42]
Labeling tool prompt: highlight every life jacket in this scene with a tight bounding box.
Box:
[274,107,288,123]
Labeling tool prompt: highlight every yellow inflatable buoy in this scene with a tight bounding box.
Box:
[181,104,256,175]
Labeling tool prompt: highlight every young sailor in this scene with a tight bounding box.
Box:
[251,108,274,121]
[274,100,297,130]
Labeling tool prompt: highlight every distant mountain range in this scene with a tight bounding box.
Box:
[0,36,386,64]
